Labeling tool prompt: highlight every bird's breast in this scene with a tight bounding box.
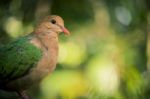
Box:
[30,41,59,82]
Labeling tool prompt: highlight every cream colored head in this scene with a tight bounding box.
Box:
[35,15,70,35]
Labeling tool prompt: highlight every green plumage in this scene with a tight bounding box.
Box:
[0,36,42,83]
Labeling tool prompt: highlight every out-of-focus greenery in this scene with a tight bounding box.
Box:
[0,0,150,99]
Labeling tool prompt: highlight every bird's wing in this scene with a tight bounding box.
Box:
[0,36,42,83]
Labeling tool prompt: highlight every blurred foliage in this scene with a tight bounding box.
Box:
[0,0,150,99]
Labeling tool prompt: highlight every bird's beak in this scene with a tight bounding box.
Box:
[62,27,70,35]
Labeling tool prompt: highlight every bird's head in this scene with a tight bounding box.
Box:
[35,15,70,36]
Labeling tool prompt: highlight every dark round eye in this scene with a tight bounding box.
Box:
[51,19,56,24]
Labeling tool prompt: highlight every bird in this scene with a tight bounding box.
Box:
[0,15,70,99]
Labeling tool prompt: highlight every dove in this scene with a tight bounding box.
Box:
[0,15,70,99]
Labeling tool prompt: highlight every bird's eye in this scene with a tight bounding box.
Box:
[51,19,56,24]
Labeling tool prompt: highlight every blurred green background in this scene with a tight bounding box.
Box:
[0,0,150,99]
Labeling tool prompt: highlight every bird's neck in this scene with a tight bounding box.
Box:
[31,31,59,58]
[34,31,58,48]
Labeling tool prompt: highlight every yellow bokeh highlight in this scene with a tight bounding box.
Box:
[58,41,86,68]
[86,56,120,95]
[4,17,23,38]
[40,70,88,99]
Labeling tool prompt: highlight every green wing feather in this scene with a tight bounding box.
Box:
[0,35,42,83]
